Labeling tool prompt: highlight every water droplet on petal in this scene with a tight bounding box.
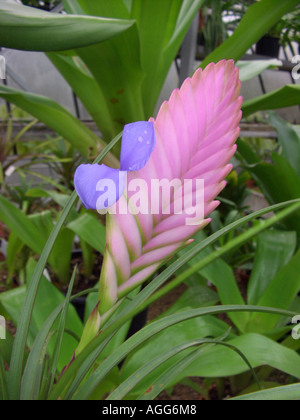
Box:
[138,136,144,143]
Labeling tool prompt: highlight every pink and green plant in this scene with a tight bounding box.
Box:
[75,60,243,317]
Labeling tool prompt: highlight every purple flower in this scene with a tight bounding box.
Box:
[74,121,155,210]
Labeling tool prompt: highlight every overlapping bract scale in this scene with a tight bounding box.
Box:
[99,60,242,314]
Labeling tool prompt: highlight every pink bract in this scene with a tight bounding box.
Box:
[99,60,243,314]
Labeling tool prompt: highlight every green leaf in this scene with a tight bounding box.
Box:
[6,232,26,281]
[67,213,106,255]
[201,0,300,68]
[137,346,211,400]
[43,202,300,400]
[0,287,26,331]
[269,112,300,179]
[0,195,45,254]
[59,0,204,137]
[0,261,82,380]
[131,0,204,116]
[0,1,135,52]
[62,0,83,14]
[249,250,300,333]
[7,131,122,400]
[120,317,233,392]
[19,297,65,400]
[127,334,298,398]
[46,52,115,140]
[111,337,255,400]
[238,140,300,236]
[0,85,99,158]
[174,333,300,381]
[237,59,282,82]
[26,189,73,210]
[70,307,297,401]
[178,237,248,332]
[144,202,300,310]
[84,287,139,362]
[0,199,74,283]
[242,85,300,118]
[30,211,75,284]
[0,331,14,366]
[76,302,101,356]
[231,383,300,401]
[71,0,145,140]
[0,351,8,400]
[47,267,77,396]
[247,230,297,305]
[161,285,219,316]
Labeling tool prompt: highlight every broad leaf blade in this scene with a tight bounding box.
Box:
[0,1,135,52]
[131,0,204,116]
[67,213,106,255]
[72,0,145,140]
[0,195,45,254]
[250,250,300,332]
[247,230,297,305]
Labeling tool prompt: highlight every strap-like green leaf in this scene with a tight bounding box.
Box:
[109,338,257,400]
[0,1,134,52]
[242,85,300,118]
[231,383,300,401]
[0,85,98,158]
[70,305,297,401]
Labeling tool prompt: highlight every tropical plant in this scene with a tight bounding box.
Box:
[0,0,300,402]
[0,0,299,159]
[1,57,300,400]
